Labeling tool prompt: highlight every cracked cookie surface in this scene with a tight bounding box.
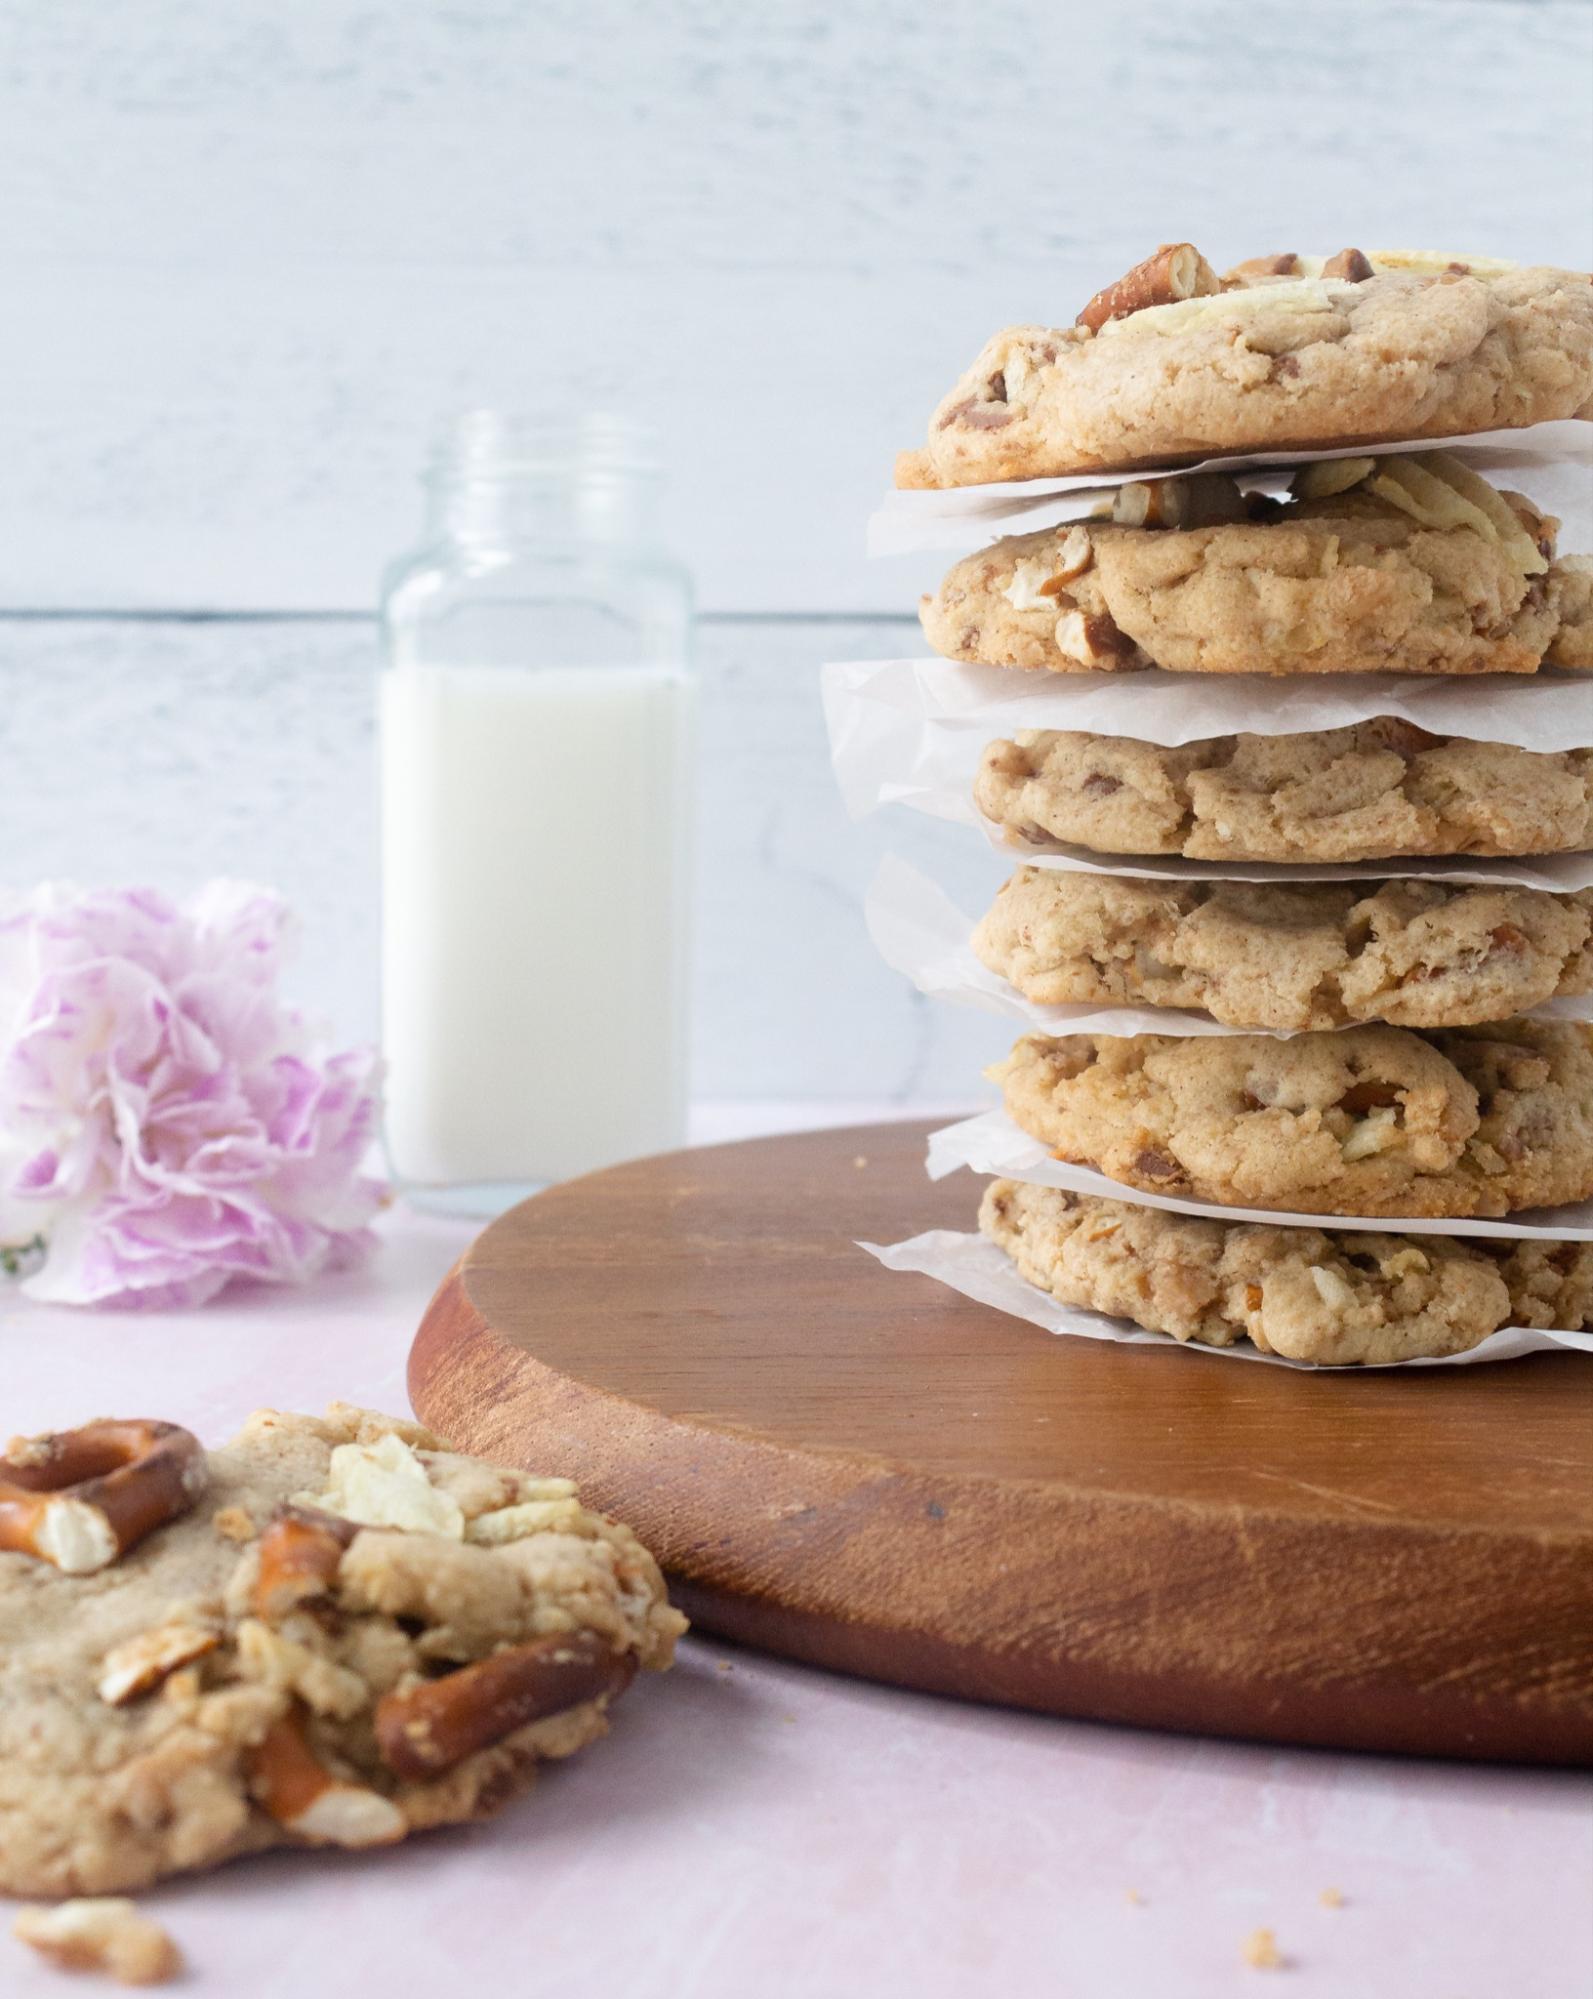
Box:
[897,263,1593,487]
[979,1179,1591,1363]
[0,1405,684,1898]
[974,870,1593,1031]
[975,722,1593,863]
[923,494,1591,678]
[992,1019,1593,1218]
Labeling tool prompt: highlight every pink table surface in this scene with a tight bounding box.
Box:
[4,1180,1591,1999]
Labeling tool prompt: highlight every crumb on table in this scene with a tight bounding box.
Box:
[13,1898,182,1985]
[1242,1926,1284,1970]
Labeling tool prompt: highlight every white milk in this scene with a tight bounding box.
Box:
[380,662,694,1197]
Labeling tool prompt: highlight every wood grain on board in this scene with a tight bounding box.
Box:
[410,1120,1593,1768]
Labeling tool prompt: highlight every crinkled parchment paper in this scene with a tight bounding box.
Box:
[862,1228,1593,1369]
[869,419,1593,555]
[927,1106,1593,1243]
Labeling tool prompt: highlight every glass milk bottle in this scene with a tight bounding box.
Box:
[379,411,694,1214]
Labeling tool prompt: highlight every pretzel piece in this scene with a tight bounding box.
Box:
[98,1623,220,1706]
[376,1630,637,1781]
[12,1898,182,1986]
[247,1707,406,1847]
[0,1421,207,1574]
[1111,474,1249,529]
[252,1506,359,1621]
[1077,243,1220,333]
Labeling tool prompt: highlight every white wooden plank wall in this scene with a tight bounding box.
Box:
[0,615,1002,1099]
[1,2,1589,1098]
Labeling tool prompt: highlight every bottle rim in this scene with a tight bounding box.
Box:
[428,409,662,485]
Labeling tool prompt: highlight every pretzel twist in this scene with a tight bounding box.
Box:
[0,1420,206,1573]
[376,1629,637,1781]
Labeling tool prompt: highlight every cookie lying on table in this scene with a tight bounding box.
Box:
[897,245,1593,487]
[0,1404,684,1898]
[974,871,1593,1033]
[992,1019,1593,1220]
[979,1179,1593,1366]
[921,455,1593,677]
[975,721,1593,864]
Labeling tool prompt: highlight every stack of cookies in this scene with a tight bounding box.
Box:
[883,243,1593,1366]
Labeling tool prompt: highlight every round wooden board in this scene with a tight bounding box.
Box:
[409,1120,1593,1766]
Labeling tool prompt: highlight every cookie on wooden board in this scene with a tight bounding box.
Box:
[979,1178,1591,1365]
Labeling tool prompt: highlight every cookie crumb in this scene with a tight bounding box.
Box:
[853,1155,869,1169]
[1124,1887,1144,1906]
[211,1504,256,1543]
[1241,1927,1284,1970]
[1319,1886,1344,1909]
[716,1661,733,1674]
[13,1899,181,1985]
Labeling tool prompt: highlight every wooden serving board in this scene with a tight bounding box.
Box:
[409,1120,1593,1766]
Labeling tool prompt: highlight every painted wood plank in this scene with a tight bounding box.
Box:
[0,613,1001,1100]
[0,1,1587,613]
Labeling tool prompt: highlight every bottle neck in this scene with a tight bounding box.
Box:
[429,469,660,550]
[425,411,664,552]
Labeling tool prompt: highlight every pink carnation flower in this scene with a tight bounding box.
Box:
[0,884,385,1308]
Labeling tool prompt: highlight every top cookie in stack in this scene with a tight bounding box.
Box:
[897,245,1593,486]
[877,243,1593,1360]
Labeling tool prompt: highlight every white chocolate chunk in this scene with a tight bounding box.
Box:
[1101,279,1341,337]
[1310,1267,1357,1311]
[1290,457,1376,501]
[1368,248,1516,277]
[1342,1107,1400,1162]
[467,1497,588,1544]
[298,1432,466,1538]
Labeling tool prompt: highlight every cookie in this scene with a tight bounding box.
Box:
[896,247,1593,487]
[992,1019,1593,1218]
[974,870,1593,1031]
[922,456,1592,677]
[1498,1238,1593,1330]
[978,1178,1590,1364]
[0,1405,685,1897]
[975,722,1593,864]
